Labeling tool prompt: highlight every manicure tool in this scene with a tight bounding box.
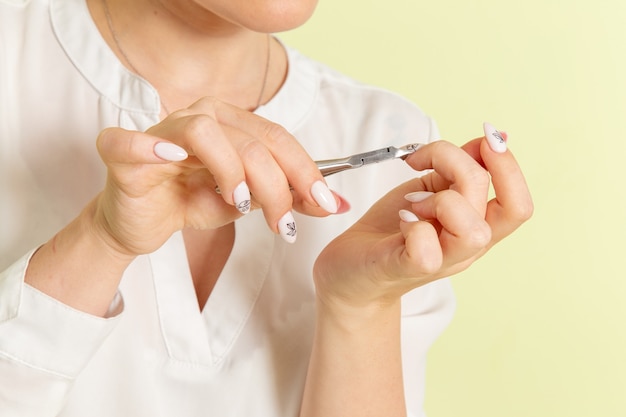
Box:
[314,143,422,177]
[214,143,423,194]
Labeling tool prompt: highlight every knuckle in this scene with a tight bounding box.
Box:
[168,108,192,119]
[510,198,535,223]
[204,95,220,105]
[464,165,490,189]
[416,254,443,276]
[432,139,453,148]
[428,140,452,154]
[182,114,216,139]
[259,121,291,147]
[406,224,443,275]
[96,127,130,160]
[96,127,117,151]
[238,138,270,163]
[127,131,148,154]
[182,96,220,118]
[467,221,492,249]
[195,96,220,109]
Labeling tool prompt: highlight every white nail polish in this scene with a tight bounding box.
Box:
[233,181,251,214]
[399,209,419,223]
[483,122,507,153]
[278,211,297,244]
[310,181,338,214]
[154,142,188,162]
[404,191,434,203]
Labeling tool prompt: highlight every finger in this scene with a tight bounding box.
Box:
[292,190,350,217]
[235,136,296,235]
[179,171,246,229]
[479,133,534,244]
[397,215,443,277]
[156,107,305,240]
[460,123,510,168]
[192,98,334,213]
[408,190,492,267]
[206,129,298,241]
[460,137,485,168]
[405,140,491,217]
[146,114,252,214]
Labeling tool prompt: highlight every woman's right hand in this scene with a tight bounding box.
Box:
[94,96,339,257]
[26,96,339,316]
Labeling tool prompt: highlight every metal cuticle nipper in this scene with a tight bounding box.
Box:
[315,143,423,177]
[214,143,424,194]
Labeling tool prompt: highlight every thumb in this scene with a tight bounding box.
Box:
[396,212,443,277]
[97,127,188,165]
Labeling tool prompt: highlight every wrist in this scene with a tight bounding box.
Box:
[84,196,139,263]
[303,294,406,417]
[314,293,402,334]
[25,198,135,316]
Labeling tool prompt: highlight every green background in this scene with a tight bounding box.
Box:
[281,0,626,416]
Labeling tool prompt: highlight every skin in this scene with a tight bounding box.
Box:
[23,0,534,416]
[90,0,316,112]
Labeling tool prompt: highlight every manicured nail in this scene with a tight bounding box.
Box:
[404,191,434,203]
[399,209,419,223]
[333,191,351,214]
[311,181,338,214]
[233,181,251,214]
[278,211,297,243]
[483,122,507,153]
[154,142,188,162]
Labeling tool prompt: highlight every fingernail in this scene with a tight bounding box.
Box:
[404,191,434,203]
[154,142,188,162]
[333,191,351,214]
[278,211,297,244]
[311,181,338,214]
[399,209,419,223]
[233,181,251,214]
[483,122,507,153]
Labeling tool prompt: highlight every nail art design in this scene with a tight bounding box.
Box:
[233,182,251,214]
[278,211,297,244]
[495,130,507,143]
[236,200,251,213]
[483,122,507,153]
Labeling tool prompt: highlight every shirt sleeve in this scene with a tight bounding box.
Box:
[0,250,123,416]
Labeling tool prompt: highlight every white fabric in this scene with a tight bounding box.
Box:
[0,0,456,415]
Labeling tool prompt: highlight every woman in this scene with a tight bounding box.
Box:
[0,0,533,415]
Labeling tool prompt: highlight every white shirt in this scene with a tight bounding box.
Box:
[0,0,456,415]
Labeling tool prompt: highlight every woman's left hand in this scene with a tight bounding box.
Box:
[313,129,533,311]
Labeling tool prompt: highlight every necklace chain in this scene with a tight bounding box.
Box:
[102,0,271,116]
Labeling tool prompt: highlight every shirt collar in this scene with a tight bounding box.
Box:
[50,0,318,130]
[51,0,161,117]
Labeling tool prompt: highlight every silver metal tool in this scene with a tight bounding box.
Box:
[214,143,423,194]
[315,143,423,177]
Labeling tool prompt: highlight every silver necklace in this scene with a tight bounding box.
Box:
[102,0,271,116]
